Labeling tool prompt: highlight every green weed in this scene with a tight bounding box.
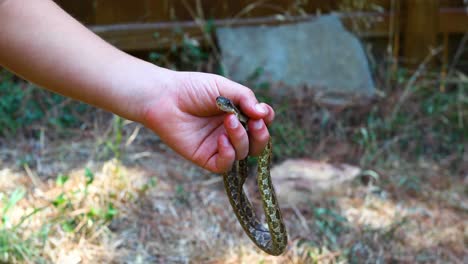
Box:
[0,167,120,263]
[149,30,213,72]
[0,188,47,263]
[356,81,467,168]
[51,168,117,234]
[313,207,349,248]
[110,116,124,159]
[138,176,158,195]
[270,118,308,159]
[0,70,91,137]
[175,184,190,205]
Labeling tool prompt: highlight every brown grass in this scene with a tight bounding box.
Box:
[0,113,466,263]
[1,1,466,260]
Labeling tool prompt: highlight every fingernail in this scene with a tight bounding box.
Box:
[228,115,239,129]
[255,104,267,114]
[253,119,263,130]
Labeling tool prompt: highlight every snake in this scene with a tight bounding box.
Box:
[216,96,288,256]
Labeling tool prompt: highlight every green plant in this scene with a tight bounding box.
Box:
[149,30,212,72]
[175,184,189,205]
[51,168,117,236]
[0,72,37,136]
[338,0,385,34]
[355,79,466,168]
[243,68,311,161]
[397,175,421,193]
[0,70,91,137]
[102,115,124,159]
[313,207,348,248]
[0,188,47,263]
[138,176,158,195]
[1,189,26,226]
[270,118,308,159]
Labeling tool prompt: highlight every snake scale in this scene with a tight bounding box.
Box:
[216,96,288,256]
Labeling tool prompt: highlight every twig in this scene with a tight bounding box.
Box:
[315,250,342,262]
[125,124,141,147]
[447,32,468,79]
[181,0,221,65]
[455,71,467,129]
[390,47,443,120]
[291,205,310,233]
[23,164,44,188]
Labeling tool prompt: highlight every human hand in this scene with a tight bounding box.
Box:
[0,0,274,174]
[142,71,275,173]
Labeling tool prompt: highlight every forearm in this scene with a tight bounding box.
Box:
[0,0,172,122]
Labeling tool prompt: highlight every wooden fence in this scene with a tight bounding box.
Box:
[55,0,468,67]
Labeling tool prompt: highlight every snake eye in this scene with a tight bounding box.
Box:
[216,96,230,105]
[216,96,235,111]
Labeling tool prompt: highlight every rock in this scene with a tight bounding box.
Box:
[270,159,361,206]
[217,14,376,105]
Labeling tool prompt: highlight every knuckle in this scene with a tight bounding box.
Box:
[245,89,256,100]
[235,144,249,160]
[232,126,247,140]
[253,129,270,144]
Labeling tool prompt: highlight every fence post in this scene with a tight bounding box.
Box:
[403,0,440,68]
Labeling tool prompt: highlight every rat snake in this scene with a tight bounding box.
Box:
[216,96,288,256]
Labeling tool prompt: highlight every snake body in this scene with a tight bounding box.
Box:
[216,96,287,256]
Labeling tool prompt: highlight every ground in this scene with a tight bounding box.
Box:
[0,109,466,263]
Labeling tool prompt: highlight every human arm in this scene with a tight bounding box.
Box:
[0,0,275,173]
[0,0,161,121]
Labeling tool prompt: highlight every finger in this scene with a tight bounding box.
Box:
[205,134,235,173]
[215,134,236,172]
[224,114,249,160]
[260,103,275,126]
[247,119,270,156]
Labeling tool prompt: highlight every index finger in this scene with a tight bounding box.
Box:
[214,75,268,120]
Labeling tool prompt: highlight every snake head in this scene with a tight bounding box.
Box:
[216,96,248,123]
[216,96,249,124]
[216,96,236,114]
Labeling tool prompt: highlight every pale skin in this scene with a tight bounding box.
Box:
[0,0,275,173]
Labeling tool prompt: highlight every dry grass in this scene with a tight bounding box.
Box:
[0,115,466,263]
[1,1,466,262]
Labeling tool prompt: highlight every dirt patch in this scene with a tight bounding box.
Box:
[0,122,466,263]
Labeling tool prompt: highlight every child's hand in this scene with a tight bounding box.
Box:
[142,71,275,173]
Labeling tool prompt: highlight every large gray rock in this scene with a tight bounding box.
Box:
[217,15,376,101]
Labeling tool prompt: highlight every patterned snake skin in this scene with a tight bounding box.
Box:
[216,96,288,256]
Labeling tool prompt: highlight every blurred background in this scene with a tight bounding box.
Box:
[0,1,467,263]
